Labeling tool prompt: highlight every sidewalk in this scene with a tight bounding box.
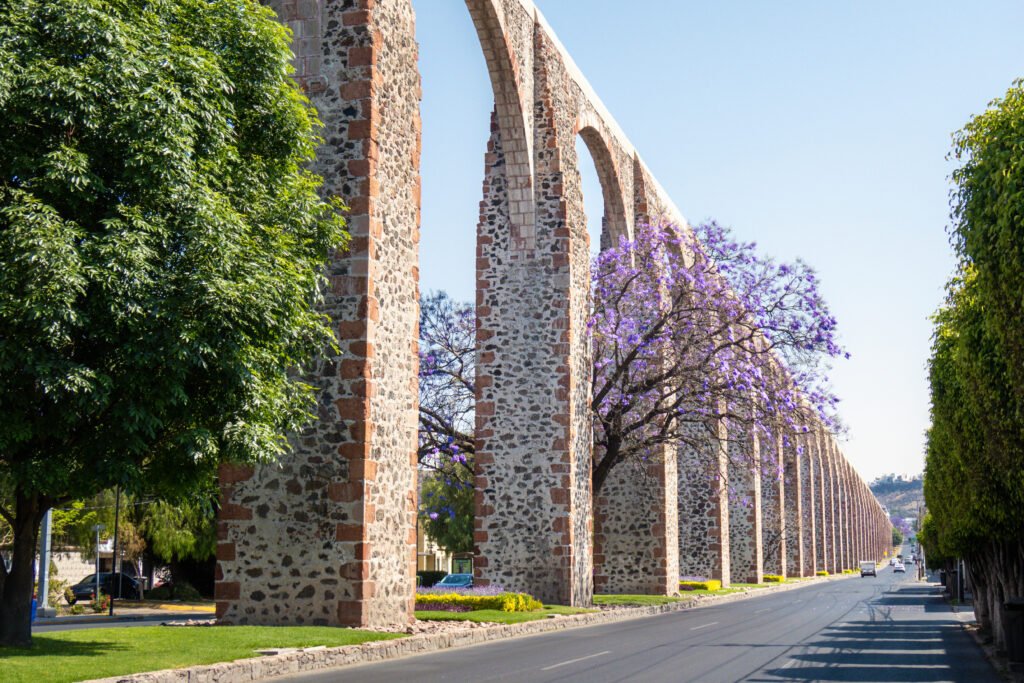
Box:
[34,601,215,627]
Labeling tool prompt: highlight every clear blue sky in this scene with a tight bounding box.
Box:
[413,0,1024,482]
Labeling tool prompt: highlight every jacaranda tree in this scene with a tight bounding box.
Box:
[589,222,843,494]
[417,292,475,553]
[0,0,346,645]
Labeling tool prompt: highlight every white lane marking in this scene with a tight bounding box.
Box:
[540,650,611,671]
[690,621,719,631]
[780,659,798,669]
[755,608,771,614]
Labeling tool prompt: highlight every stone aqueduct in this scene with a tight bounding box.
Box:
[216,0,893,627]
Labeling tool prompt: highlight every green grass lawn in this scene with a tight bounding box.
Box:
[592,594,687,607]
[415,604,594,624]
[0,626,403,683]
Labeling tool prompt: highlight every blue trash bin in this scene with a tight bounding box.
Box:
[30,598,37,622]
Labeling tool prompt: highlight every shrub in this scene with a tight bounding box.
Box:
[147,581,203,602]
[90,593,111,613]
[679,579,722,591]
[816,570,829,577]
[763,574,784,583]
[414,591,542,613]
[416,571,448,588]
[842,569,855,574]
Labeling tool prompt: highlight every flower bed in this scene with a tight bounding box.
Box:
[414,589,542,613]
[763,574,784,583]
[679,579,722,591]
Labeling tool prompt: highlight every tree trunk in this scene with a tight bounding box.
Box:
[0,493,45,647]
[592,436,622,496]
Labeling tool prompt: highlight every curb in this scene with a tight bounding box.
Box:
[84,573,855,683]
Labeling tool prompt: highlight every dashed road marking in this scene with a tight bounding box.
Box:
[540,650,611,671]
[691,622,719,631]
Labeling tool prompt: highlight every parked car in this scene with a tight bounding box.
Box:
[893,562,906,574]
[859,561,877,577]
[67,573,141,603]
[435,573,473,588]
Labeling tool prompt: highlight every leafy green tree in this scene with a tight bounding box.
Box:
[925,79,1024,650]
[891,527,903,547]
[0,0,346,646]
[419,469,474,555]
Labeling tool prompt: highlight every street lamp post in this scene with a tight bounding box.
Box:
[110,486,120,616]
[92,523,105,605]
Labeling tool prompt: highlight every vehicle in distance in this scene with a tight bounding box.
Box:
[67,572,141,603]
[860,561,877,577]
[893,562,906,573]
[435,573,473,588]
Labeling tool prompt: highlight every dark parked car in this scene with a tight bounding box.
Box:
[435,573,473,588]
[67,573,140,603]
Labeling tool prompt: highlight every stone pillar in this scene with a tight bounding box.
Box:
[843,460,856,570]
[678,420,731,587]
[594,445,678,595]
[799,432,817,577]
[782,433,804,577]
[761,433,786,577]
[472,43,594,604]
[824,440,842,573]
[217,0,421,628]
[823,436,839,573]
[811,429,829,573]
[728,423,763,584]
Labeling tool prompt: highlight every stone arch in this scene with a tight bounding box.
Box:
[465,0,535,237]
[576,114,631,250]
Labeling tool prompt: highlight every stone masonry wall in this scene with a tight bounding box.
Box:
[799,431,817,576]
[678,420,731,586]
[760,433,786,577]
[594,451,678,595]
[782,434,804,577]
[216,0,420,628]
[727,424,763,584]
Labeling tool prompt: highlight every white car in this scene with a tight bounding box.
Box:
[893,562,906,574]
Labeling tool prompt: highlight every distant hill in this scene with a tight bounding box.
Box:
[870,474,925,527]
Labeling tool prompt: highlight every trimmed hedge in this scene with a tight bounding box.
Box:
[763,574,784,583]
[679,579,721,591]
[815,570,829,577]
[414,591,542,613]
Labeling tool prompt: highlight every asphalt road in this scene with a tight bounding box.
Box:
[272,566,999,683]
